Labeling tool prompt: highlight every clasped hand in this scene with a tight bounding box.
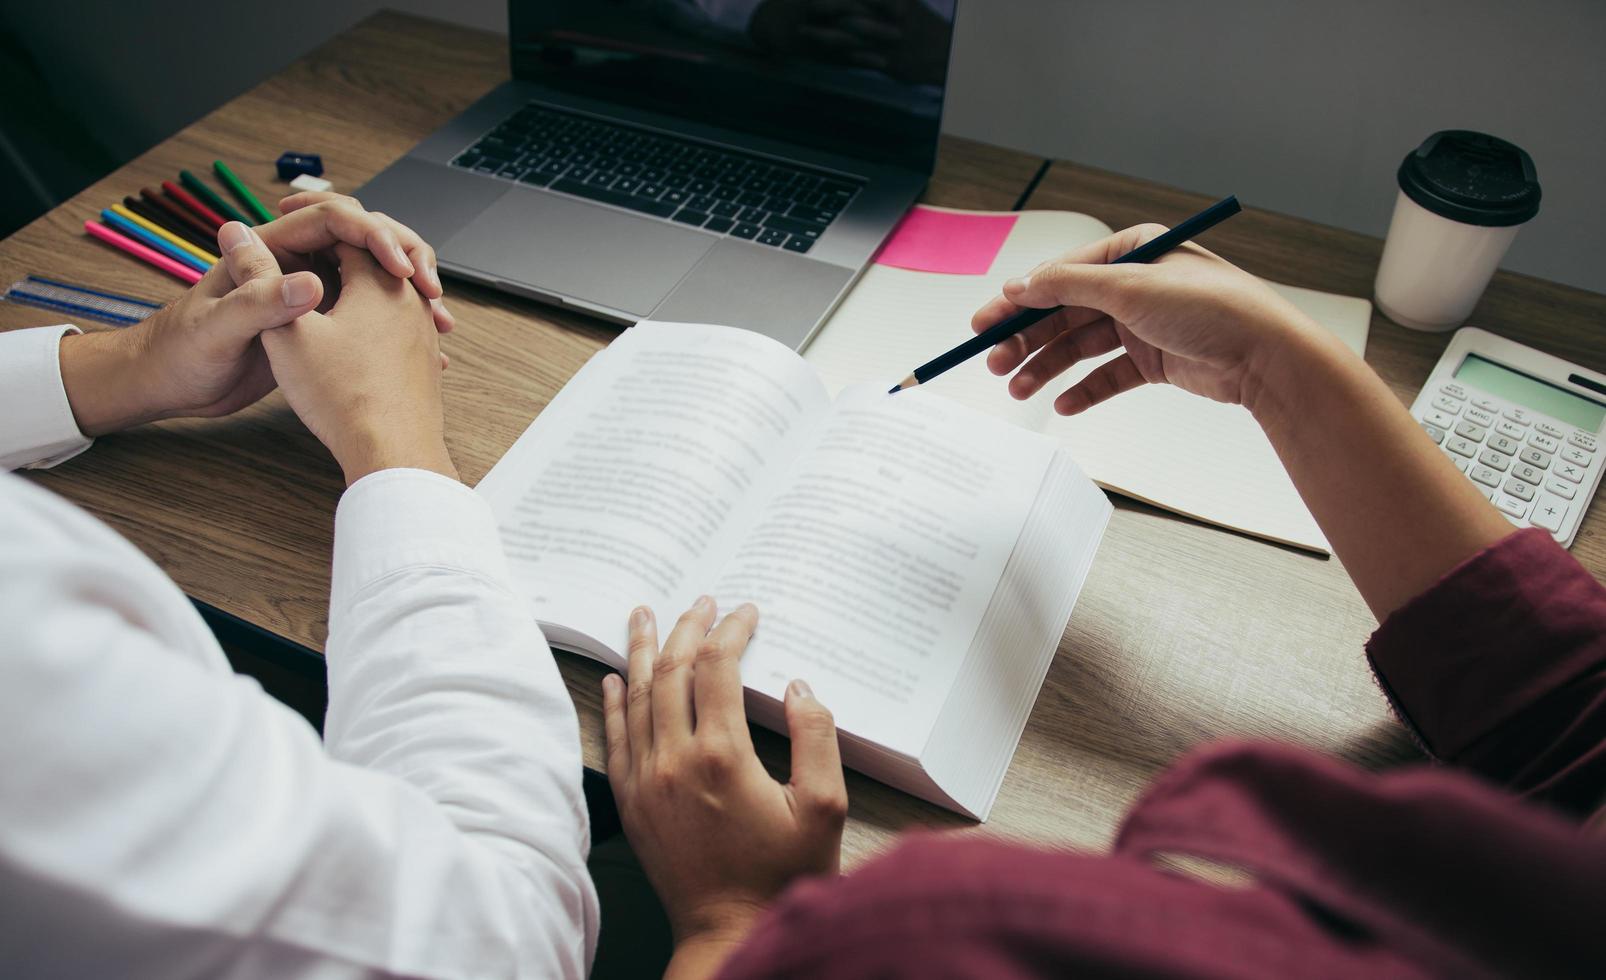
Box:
[61,193,456,484]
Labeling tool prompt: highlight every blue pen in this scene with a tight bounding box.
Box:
[100,210,212,273]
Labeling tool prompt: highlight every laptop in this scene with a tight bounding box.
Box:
[355,0,958,350]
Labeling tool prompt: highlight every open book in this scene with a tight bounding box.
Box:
[806,207,1373,553]
[478,321,1111,819]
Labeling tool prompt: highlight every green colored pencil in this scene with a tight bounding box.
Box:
[180,169,253,226]
[213,159,275,224]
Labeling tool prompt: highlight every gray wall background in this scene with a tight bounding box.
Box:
[8,1,1605,291]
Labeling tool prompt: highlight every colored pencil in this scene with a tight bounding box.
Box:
[213,159,275,224]
[181,169,253,226]
[84,220,204,284]
[162,180,226,229]
[110,204,220,265]
[888,195,1243,393]
[142,187,217,241]
[122,198,219,255]
[100,210,211,272]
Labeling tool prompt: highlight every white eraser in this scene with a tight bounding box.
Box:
[290,173,334,193]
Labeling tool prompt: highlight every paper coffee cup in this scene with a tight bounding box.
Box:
[1374,130,1540,332]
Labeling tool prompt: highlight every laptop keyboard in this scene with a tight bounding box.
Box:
[450,104,862,254]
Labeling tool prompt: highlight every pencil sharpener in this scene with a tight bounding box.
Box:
[276,152,324,180]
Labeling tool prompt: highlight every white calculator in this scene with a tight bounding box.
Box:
[1413,327,1605,547]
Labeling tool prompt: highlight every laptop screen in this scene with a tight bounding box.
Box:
[509,0,957,173]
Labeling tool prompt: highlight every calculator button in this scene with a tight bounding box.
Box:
[1555,462,1585,483]
[1488,434,1520,456]
[1570,431,1598,453]
[1502,407,1531,425]
[1530,494,1569,533]
[1471,395,1500,412]
[1502,478,1535,502]
[1493,493,1529,520]
[1518,447,1551,469]
[1464,406,1496,427]
[1561,446,1593,467]
[1494,419,1526,440]
[1545,478,1577,500]
[1447,455,1469,473]
[1478,448,1510,471]
[1438,382,1468,400]
[1469,463,1502,488]
[1423,409,1457,429]
[1528,432,1560,454]
[1535,421,1566,440]
[1420,423,1445,444]
[1431,395,1462,414]
[1513,462,1545,484]
[1453,419,1487,442]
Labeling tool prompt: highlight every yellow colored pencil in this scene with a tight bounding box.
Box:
[110,204,220,265]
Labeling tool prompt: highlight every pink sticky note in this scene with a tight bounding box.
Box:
[873,206,1018,275]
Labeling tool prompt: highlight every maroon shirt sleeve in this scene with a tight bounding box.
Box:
[1365,527,1606,814]
[717,528,1606,979]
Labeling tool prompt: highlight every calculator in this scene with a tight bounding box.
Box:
[1412,327,1605,547]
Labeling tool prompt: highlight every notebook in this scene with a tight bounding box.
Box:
[478,321,1111,819]
[805,206,1374,554]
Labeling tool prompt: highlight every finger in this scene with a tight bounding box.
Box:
[692,603,758,738]
[209,223,324,340]
[430,297,455,334]
[374,212,444,298]
[653,595,716,747]
[784,680,848,831]
[625,605,658,766]
[440,351,450,371]
[1054,352,1147,416]
[1009,316,1123,400]
[329,242,396,299]
[982,302,1108,377]
[603,673,631,784]
[256,198,416,282]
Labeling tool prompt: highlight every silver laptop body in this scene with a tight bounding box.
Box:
[356,1,958,350]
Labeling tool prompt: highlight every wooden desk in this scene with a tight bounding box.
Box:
[3,11,1602,866]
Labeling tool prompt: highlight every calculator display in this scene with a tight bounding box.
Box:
[1454,354,1606,431]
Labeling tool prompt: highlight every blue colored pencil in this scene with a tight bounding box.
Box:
[100,210,212,273]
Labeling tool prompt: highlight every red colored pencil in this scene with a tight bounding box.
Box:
[142,187,218,242]
[162,179,225,229]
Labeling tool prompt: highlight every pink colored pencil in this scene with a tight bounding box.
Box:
[84,219,203,284]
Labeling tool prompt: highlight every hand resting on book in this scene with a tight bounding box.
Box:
[602,597,848,980]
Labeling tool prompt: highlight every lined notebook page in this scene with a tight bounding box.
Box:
[805,209,1113,429]
[802,208,1373,554]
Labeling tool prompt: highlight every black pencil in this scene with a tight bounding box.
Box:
[123,196,217,253]
[888,195,1242,393]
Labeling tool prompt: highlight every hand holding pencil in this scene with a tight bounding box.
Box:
[965,214,1335,418]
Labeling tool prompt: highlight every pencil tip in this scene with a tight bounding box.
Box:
[887,384,902,394]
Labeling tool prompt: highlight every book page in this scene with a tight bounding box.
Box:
[803,208,1114,427]
[711,384,1056,754]
[476,322,831,659]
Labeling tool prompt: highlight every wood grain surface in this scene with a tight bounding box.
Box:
[3,11,1602,867]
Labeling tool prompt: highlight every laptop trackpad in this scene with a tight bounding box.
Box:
[441,189,714,317]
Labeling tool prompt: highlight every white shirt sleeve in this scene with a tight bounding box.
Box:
[0,325,94,470]
[0,467,598,978]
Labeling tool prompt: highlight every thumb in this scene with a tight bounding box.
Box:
[1002,260,1140,317]
[784,680,848,830]
[212,222,324,340]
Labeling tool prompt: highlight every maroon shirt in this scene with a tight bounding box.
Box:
[719,529,1606,978]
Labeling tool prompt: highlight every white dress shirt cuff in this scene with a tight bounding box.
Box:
[0,325,94,471]
[331,468,515,609]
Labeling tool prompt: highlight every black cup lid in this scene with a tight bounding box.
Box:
[1397,130,1541,227]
